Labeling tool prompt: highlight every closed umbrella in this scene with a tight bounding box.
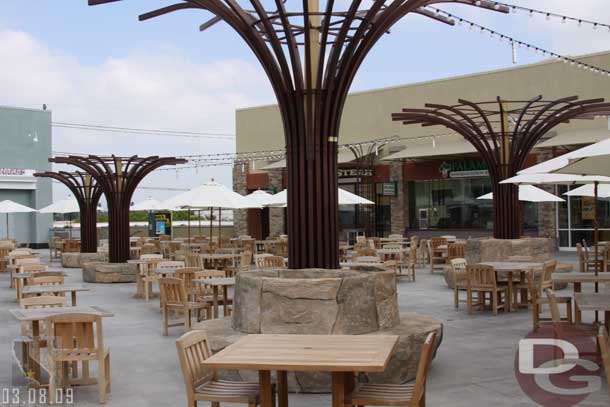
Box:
[163,180,259,245]
[0,200,37,239]
[476,185,564,202]
[39,196,80,238]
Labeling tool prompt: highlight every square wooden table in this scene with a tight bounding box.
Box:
[193,277,235,318]
[21,284,90,306]
[479,262,543,312]
[552,272,610,323]
[202,334,399,407]
[9,305,113,382]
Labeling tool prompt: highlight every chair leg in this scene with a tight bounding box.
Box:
[162,306,168,336]
[105,353,111,394]
[454,286,459,309]
[532,302,540,330]
[98,355,107,404]
[184,308,191,332]
[492,291,498,316]
[566,301,573,324]
[467,289,473,315]
[48,361,57,404]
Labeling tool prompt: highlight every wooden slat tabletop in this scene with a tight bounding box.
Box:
[202,334,398,372]
[574,293,610,311]
[478,262,543,271]
[552,272,610,283]
[21,284,90,295]
[9,305,113,321]
[193,277,235,286]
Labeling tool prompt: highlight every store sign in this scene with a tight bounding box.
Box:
[338,168,374,178]
[439,160,489,179]
[0,168,37,190]
[377,182,398,197]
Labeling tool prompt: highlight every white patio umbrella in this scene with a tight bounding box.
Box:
[39,196,80,238]
[476,185,564,202]
[0,200,37,239]
[265,188,375,207]
[244,190,277,207]
[518,138,610,175]
[163,180,260,245]
[130,197,175,212]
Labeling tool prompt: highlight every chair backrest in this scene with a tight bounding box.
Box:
[256,255,285,269]
[450,258,467,276]
[141,253,163,260]
[430,237,448,249]
[544,288,562,323]
[19,263,47,273]
[28,275,64,286]
[25,271,64,285]
[194,270,226,279]
[175,330,216,400]
[175,267,200,291]
[159,277,187,305]
[355,247,377,257]
[46,313,103,359]
[15,257,40,265]
[354,256,381,264]
[447,243,465,259]
[240,251,253,271]
[541,260,557,291]
[20,295,67,309]
[407,245,417,265]
[411,331,437,403]
[388,234,403,240]
[184,252,202,268]
[157,261,186,269]
[466,264,496,289]
[597,326,610,399]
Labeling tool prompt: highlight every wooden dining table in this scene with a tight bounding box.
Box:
[202,334,399,407]
[193,277,235,318]
[10,305,113,383]
[478,262,543,312]
[552,272,610,323]
[21,284,90,306]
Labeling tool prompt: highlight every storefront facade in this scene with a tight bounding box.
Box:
[233,51,610,249]
[0,106,53,246]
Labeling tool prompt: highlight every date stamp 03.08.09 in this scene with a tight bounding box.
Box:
[2,388,75,406]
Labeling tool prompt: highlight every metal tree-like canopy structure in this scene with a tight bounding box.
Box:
[88,0,509,268]
[50,155,187,263]
[34,171,103,253]
[392,95,610,239]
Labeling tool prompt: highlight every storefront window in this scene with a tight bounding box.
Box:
[408,177,538,231]
[557,185,610,248]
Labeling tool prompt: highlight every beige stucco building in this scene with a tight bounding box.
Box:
[234,51,610,249]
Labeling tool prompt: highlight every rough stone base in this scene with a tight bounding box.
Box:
[61,252,107,268]
[194,313,443,393]
[82,261,137,283]
[465,238,553,264]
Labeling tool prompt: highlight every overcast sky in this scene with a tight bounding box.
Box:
[0,0,608,203]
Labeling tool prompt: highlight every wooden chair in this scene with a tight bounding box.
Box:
[28,275,65,286]
[176,267,203,300]
[354,256,382,264]
[347,332,436,407]
[143,260,185,301]
[527,264,572,330]
[158,277,211,335]
[450,258,468,308]
[466,264,507,315]
[598,326,610,404]
[399,245,417,282]
[255,255,285,269]
[545,289,597,337]
[176,330,265,407]
[185,252,203,268]
[193,270,233,314]
[46,313,111,404]
[355,247,377,257]
[428,238,447,273]
[579,241,603,273]
[417,239,428,266]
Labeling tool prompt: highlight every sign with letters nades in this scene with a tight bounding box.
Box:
[0,168,37,190]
